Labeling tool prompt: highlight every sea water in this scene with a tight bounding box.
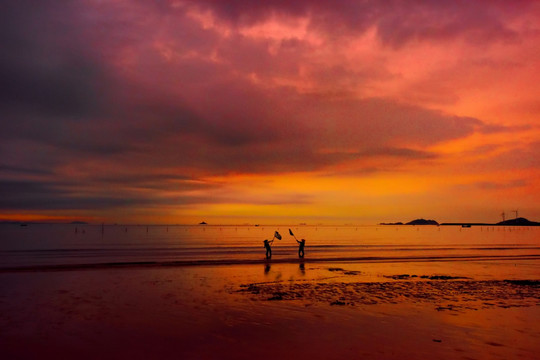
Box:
[0,224,538,269]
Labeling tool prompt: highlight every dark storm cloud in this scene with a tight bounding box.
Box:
[0,164,53,176]
[0,1,108,119]
[374,1,519,48]
[1,0,533,214]
[0,177,310,210]
[0,178,221,210]
[0,180,146,210]
[0,0,489,163]
[187,0,524,46]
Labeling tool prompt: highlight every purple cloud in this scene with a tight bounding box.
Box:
[1,0,536,214]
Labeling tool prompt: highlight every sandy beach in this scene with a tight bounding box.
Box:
[1,258,539,360]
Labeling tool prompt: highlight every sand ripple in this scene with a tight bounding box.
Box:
[237,277,540,312]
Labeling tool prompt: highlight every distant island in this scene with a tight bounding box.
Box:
[381,217,540,226]
[380,219,438,225]
[496,217,540,226]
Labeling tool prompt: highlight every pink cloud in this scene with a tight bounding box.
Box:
[1,0,539,215]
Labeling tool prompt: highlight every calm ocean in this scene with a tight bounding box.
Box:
[1,224,539,269]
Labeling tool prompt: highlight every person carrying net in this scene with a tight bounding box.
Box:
[289,229,306,258]
[263,231,281,259]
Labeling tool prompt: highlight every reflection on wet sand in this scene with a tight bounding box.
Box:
[264,261,307,277]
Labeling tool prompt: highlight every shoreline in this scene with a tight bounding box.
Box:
[1,253,539,273]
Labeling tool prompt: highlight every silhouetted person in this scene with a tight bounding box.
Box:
[263,239,274,259]
[296,239,306,258]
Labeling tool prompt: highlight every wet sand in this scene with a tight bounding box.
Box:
[1,260,539,359]
[238,272,539,311]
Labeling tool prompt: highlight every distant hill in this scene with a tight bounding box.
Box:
[70,221,88,225]
[496,217,540,226]
[381,217,539,227]
[380,219,438,225]
[406,219,439,225]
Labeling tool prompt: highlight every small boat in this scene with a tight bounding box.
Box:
[461,224,471,228]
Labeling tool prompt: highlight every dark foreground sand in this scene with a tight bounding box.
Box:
[1,260,539,359]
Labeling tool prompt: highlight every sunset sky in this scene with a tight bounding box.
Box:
[1,0,539,224]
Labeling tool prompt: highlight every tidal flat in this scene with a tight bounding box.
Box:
[1,259,538,359]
